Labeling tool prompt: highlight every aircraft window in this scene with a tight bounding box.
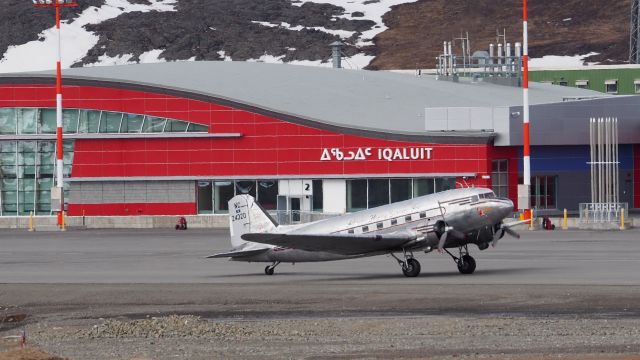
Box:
[391,219,398,226]
[405,215,412,222]
[362,226,369,232]
[484,192,496,199]
[419,212,426,219]
[471,195,479,203]
[377,222,384,230]
[348,229,354,234]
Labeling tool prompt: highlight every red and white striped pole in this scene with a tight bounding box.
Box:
[55,1,64,227]
[522,0,532,218]
[34,0,78,227]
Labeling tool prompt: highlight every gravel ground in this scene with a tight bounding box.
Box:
[12,315,640,359]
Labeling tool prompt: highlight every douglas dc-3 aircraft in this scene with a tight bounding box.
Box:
[208,187,523,277]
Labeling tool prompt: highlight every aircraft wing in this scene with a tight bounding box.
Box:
[241,233,415,255]
[206,248,270,259]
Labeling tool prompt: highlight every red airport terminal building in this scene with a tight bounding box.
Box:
[1,62,639,218]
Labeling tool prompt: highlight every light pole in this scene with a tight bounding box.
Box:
[32,0,78,227]
[520,0,532,222]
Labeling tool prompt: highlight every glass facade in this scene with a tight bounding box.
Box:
[202,180,280,214]
[346,177,456,212]
[0,108,208,135]
[0,140,74,216]
[491,159,509,198]
[532,175,557,210]
[0,107,208,216]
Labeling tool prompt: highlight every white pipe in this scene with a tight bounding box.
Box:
[447,41,453,75]
[443,41,448,75]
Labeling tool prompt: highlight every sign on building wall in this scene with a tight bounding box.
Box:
[320,147,433,162]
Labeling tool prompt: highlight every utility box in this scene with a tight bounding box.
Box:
[51,187,63,212]
[517,184,530,210]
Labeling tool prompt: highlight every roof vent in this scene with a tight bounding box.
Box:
[330,41,343,69]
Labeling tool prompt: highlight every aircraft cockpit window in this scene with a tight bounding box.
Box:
[471,195,480,203]
[362,226,369,232]
[479,192,495,199]
[376,222,384,230]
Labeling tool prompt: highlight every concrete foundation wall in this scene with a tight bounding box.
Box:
[0,214,229,230]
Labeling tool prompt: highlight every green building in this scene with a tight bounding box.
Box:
[529,65,640,95]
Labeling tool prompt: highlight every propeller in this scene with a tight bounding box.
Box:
[491,222,520,247]
[435,220,466,252]
[435,202,467,252]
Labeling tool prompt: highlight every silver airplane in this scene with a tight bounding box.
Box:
[208,187,523,277]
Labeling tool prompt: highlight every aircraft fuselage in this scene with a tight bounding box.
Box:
[231,188,513,263]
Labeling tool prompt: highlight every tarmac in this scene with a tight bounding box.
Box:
[0,228,639,285]
[1,228,640,359]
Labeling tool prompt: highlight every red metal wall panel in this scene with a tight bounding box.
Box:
[1,83,512,215]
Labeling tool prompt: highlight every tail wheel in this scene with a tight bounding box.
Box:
[402,258,421,277]
[457,254,476,274]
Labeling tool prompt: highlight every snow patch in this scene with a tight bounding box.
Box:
[0,0,177,73]
[251,20,356,38]
[217,50,233,62]
[87,53,136,67]
[530,52,600,68]
[292,0,419,46]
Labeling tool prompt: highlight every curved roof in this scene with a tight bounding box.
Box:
[0,61,608,143]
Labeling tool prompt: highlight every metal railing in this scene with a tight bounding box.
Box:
[579,203,628,223]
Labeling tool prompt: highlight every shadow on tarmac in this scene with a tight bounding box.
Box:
[200,266,544,282]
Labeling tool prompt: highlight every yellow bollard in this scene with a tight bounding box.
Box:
[620,208,626,230]
[28,211,34,232]
[61,211,66,232]
[562,208,568,230]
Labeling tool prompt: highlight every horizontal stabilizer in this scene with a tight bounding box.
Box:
[206,248,269,259]
[241,232,415,255]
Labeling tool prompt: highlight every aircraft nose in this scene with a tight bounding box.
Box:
[502,199,514,215]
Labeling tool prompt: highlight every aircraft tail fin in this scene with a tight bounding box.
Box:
[228,194,278,248]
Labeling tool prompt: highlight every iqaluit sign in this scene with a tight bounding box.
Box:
[320,147,433,162]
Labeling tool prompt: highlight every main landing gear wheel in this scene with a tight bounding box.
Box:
[443,245,477,275]
[264,261,280,275]
[391,251,421,277]
[402,258,421,277]
[457,254,476,275]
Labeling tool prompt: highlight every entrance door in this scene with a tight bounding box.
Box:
[197,181,213,214]
[290,197,301,223]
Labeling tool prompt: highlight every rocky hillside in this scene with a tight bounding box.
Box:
[0,0,633,72]
[369,0,632,69]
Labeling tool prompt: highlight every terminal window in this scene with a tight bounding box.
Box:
[518,175,557,210]
[491,160,509,198]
